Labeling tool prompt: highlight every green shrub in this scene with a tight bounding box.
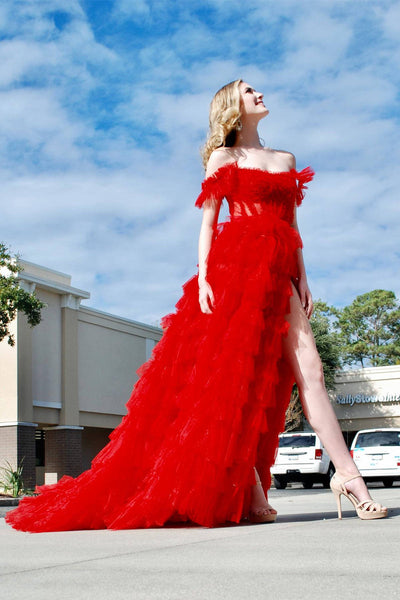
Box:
[0,459,25,497]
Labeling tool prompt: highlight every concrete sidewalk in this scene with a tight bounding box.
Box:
[1,485,399,600]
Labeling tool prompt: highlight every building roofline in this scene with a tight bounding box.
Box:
[79,305,162,334]
[18,271,90,300]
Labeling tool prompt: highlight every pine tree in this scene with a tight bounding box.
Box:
[337,290,400,367]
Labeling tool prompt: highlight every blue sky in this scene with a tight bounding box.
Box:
[1,0,399,325]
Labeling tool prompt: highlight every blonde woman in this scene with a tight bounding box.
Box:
[7,80,386,532]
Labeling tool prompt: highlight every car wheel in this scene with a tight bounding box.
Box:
[323,463,335,488]
[383,478,394,488]
[273,476,287,490]
[302,481,313,489]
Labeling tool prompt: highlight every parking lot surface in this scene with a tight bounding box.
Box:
[1,483,399,600]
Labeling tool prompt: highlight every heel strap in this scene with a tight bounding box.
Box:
[343,474,362,485]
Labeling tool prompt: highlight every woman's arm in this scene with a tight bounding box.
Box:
[198,203,219,314]
[198,149,231,314]
[292,208,313,319]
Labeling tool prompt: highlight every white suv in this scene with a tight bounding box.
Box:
[271,432,334,489]
[350,428,400,487]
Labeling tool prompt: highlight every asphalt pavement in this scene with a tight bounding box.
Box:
[1,483,399,600]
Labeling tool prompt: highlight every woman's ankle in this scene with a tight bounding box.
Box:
[334,466,361,482]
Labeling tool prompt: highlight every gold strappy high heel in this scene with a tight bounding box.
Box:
[249,481,277,523]
[330,473,388,520]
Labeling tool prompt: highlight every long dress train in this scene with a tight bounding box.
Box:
[6,163,314,532]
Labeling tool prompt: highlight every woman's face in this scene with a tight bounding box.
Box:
[239,82,269,119]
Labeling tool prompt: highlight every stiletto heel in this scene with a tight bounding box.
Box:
[330,473,387,520]
[331,486,343,519]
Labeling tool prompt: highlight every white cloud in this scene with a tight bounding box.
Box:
[112,0,151,20]
[0,88,87,167]
[380,2,400,39]
[0,40,52,87]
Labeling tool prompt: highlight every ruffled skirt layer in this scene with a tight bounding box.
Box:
[6,213,301,532]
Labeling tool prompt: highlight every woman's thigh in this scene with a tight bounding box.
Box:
[282,284,324,398]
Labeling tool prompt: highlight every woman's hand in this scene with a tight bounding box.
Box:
[199,280,215,314]
[297,277,313,319]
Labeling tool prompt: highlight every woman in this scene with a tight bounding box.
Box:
[6,80,386,532]
[196,79,387,522]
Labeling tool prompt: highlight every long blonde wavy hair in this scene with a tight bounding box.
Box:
[201,79,243,169]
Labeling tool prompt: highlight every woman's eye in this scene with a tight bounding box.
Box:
[245,88,253,93]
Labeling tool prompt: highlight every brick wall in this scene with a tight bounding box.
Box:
[45,427,82,483]
[17,425,36,489]
[0,425,36,490]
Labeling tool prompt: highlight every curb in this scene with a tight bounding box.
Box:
[0,497,20,507]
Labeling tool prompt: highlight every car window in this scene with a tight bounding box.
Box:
[355,431,400,448]
[279,435,316,448]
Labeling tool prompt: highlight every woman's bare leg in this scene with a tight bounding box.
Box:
[281,283,385,507]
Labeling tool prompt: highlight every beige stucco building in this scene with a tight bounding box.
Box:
[331,365,400,445]
[0,261,162,489]
[1,260,400,489]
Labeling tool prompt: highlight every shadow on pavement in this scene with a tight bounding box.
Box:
[164,506,400,529]
[274,506,400,523]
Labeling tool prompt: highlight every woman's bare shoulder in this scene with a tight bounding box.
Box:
[272,149,296,170]
[205,148,236,178]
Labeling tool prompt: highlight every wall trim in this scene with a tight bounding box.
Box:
[43,425,84,431]
[33,401,62,410]
[0,421,38,428]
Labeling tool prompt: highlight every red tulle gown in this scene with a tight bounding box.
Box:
[6,163,314,532]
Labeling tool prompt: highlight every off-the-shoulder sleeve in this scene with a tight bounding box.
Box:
[295,167,315,206]
[195,164,232,209]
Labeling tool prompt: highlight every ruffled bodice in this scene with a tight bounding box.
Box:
[195,162,314,222]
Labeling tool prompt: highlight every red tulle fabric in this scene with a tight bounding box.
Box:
[6,164,314,532]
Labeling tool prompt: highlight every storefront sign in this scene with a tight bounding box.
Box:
[336,393,400,407]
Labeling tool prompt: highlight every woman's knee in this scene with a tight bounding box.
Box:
[297,354,325,395]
